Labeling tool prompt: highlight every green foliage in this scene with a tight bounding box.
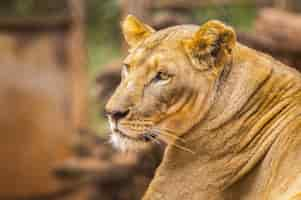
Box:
[191,4,257,31]
[86,0,122,78]
[87,0,121,45]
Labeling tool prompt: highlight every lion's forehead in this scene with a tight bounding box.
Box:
[125,48,170,67]
[139,25,197,48]
[124,25,198,67]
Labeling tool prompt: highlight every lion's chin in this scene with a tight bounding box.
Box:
[110,132,149,152]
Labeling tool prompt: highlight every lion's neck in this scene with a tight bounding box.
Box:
[144,47,301,200]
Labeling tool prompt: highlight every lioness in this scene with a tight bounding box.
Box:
[105,15,301,200]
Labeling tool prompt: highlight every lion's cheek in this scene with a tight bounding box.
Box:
[134,96,168,118]
[159,112,196,136]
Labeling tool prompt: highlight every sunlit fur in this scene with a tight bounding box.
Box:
[106,15,301,200]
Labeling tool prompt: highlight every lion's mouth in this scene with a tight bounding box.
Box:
[113,128,141,141]
[113,128,156,142]
[110,127,157,151]
[108,116,158,150]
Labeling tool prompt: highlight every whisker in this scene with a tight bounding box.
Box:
[130,119,154,123]
[158,127,183,136]
[144,133,163,146]
[151,128,186,143]
[120,121,153,127]
[170,142,196,155]
[140,119,154,123]
[150,132,196,155]
[121,125,146,132]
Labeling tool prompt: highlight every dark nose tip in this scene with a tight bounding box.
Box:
[106,109,130,121]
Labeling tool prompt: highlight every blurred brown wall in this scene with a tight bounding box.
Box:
[0,0,88,199]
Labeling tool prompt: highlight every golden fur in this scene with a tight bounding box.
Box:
[106,15,301,200]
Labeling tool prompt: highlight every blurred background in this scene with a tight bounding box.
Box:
[1,0,301,200]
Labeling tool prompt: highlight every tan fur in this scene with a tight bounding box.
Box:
[106,16,301,200]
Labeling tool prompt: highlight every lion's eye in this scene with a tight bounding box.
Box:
[152,71,172,84]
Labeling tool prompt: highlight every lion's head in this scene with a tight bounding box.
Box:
[105,15,236,151]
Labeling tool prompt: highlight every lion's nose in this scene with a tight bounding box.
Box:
[105,109,130,121]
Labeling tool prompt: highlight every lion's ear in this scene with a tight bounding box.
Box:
[183,20,236,70]
[122,15,155,47]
